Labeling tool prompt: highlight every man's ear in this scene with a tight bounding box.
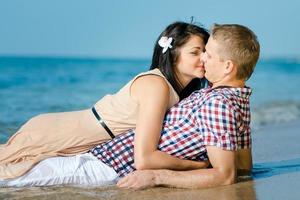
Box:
[224,60,235,75]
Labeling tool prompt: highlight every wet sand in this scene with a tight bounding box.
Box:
[1,120,300,200]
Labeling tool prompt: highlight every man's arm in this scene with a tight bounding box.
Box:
[117,146,237,189]
[237,148,252,176]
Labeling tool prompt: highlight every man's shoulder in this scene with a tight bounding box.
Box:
[203,87,250,106]
[202,88,231,104]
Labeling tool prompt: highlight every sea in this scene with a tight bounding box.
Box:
[0,56,300,143]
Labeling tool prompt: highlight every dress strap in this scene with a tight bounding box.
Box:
[92,107,115,139]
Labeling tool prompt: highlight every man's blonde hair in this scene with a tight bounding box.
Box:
[211,24,260,80]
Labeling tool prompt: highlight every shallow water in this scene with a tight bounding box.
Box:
[1,172,299,200]
[0,181,258,200]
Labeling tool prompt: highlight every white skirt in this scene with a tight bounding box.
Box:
[0,153,118,187]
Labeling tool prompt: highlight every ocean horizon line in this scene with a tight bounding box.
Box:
[1,54,300,63]
[0,54,151,63]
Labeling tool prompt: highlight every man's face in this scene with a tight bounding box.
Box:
[201,37,227,84]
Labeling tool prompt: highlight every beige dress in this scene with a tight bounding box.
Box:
[0,69,179,179]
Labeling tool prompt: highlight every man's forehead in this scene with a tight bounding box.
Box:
[205,37,214,51]
[206,37,220,51]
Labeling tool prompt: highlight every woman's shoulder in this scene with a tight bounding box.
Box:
[132,73,169,92]
[135,68,165,78]
[132,68,168,87]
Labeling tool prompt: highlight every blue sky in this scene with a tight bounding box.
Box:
[0,0,299,59]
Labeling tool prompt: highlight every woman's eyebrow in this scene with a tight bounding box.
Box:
[190,46,202,50]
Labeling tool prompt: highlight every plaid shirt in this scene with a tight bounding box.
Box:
[90,86,252,177]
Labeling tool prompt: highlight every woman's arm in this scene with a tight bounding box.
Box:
[131,75,208,170]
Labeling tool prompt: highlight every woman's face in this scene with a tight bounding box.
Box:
[175,35,206,87]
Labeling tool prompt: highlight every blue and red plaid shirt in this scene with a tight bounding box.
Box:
[90,86,252,177]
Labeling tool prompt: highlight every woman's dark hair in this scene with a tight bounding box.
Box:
[150,21,209,100]
[179,78,208,99]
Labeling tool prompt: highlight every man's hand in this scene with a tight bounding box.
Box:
[117,170,156,190]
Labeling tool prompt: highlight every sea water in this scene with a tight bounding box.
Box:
[0,56,300,142]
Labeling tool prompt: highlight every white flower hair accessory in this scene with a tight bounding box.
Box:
[158,36,173,53]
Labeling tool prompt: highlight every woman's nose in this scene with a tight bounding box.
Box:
[200,52,206,62]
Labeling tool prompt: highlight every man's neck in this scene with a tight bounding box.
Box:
[211,79,245,88]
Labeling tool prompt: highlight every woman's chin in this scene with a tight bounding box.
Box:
[195,72,205,79]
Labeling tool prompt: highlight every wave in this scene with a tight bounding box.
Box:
[251,101,300,129]
[252,157,300,179]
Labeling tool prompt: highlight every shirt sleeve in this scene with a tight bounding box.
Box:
[237,122,252,149]
[197,96,240,151]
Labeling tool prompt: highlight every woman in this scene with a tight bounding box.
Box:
[0,21,209,179]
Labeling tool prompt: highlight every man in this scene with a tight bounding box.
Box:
[115,23,260,189]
